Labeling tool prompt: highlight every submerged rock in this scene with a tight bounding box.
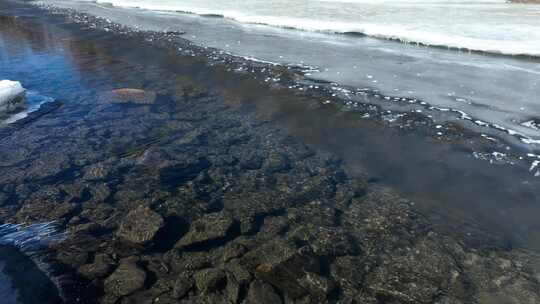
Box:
[246,280,282,304]
[263,152,290,173]
[16,201,76,223]
[117,206,164,245]
[175,212,235,248]
[78,254,114,280]
[194,268,227,293]
[104,259,146,297]
[242,240,321,299]
[104,88,157,104]
[172,274,194,299]
[0,80,26,114]
[222,243,247,262]
[298,272,335,300]
[82,162,108,181]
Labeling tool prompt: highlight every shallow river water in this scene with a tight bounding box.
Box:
[1,1,540,301]
[1,0,539,249]
[39,0,540,155]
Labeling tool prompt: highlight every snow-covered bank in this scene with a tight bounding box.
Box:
[0,80,26,113]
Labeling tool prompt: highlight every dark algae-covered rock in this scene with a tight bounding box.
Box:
[0,3,539,304]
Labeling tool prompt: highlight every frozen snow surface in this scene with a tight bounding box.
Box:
[0,80,25,107]
[65,0,540,56]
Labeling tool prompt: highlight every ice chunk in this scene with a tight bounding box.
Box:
[0,80,26,112]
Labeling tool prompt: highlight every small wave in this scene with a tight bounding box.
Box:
[0,222,65,253]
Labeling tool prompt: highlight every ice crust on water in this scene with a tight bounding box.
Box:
[3,91,55,124]
[0,80,25,106]
[522,120,540,130]
[64,0,540,56]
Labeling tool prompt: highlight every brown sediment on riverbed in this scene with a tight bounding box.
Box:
[1,1,540,304]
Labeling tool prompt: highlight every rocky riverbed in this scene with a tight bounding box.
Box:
[1,1,540,303]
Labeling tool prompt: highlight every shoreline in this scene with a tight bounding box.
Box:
[1,1,540,303]
[34,0,540,166]
[29,0,540,156]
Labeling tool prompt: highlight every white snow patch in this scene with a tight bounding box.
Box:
[0,80,25,107]
[521,120,539,130]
